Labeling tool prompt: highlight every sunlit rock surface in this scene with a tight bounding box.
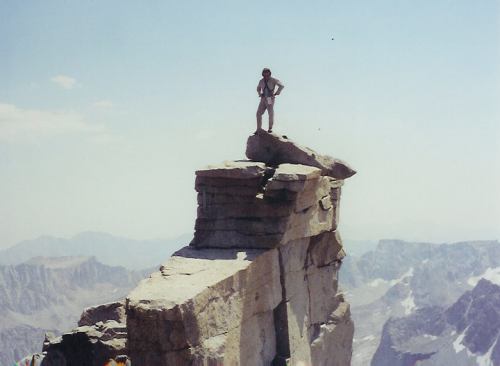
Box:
[33,132,356,365]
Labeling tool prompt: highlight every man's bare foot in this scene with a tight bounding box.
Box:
[267,129,273,133]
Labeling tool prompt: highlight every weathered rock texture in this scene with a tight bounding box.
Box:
[246,132,356,179]
[192,161,343,249]
[35,132,355,365]
[41,301,128,365]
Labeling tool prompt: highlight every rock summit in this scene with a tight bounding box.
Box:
[246,132,356,179]
[34,132,356,366]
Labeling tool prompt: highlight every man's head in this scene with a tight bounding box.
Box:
[262,68,271,80]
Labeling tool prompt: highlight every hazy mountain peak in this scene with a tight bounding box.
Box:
[23,256,95,269]
[0,231,191,270]
[71,231,118,240]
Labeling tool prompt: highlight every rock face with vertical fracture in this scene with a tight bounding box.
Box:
[125,133,355,365]
[36,132,356,366]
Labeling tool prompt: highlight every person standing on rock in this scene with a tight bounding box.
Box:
[256,68,284,133]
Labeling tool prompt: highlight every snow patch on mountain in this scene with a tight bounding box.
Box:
[367,267,415,288]
[468,267,500,287]
[453,330,467,353]
[401,290,416,315]
[476,339,496,366]
[368,278,389,287]
[396,267,414,283]
[455,329,498,366]
[423,334,437,340]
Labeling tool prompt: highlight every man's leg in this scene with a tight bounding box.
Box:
[267,100,274,131]
[256,98,267,131]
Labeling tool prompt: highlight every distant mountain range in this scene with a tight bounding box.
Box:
[0,231,191,270]
[341,239,500,366]
[0,256,148,366]
[3,234,498,365]
[371,278,500,366]
[341,239,378,257]
[0,231,372,271]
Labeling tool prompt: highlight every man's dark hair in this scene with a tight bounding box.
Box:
[262,68,271,76]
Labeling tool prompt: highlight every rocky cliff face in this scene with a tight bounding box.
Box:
[32,132,356,366]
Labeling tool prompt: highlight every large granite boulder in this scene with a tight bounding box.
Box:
[126,232,352,365]
[246,132,356,179]
[127,247,280,365]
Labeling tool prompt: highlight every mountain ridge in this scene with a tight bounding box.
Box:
[371,278,500,366]
[341,239,500,366]
[0,231,191,270]
[0,255,148,366]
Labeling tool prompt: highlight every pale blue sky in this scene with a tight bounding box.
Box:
[1,0,499,247]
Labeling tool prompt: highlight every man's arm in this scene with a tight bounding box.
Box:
[274,79,284,95]
[256,80,262,96]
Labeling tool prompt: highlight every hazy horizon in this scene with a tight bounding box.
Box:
[1,230,498,252]
[1,1,499,248]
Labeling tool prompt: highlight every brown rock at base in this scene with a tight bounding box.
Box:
[41,302,128,366]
